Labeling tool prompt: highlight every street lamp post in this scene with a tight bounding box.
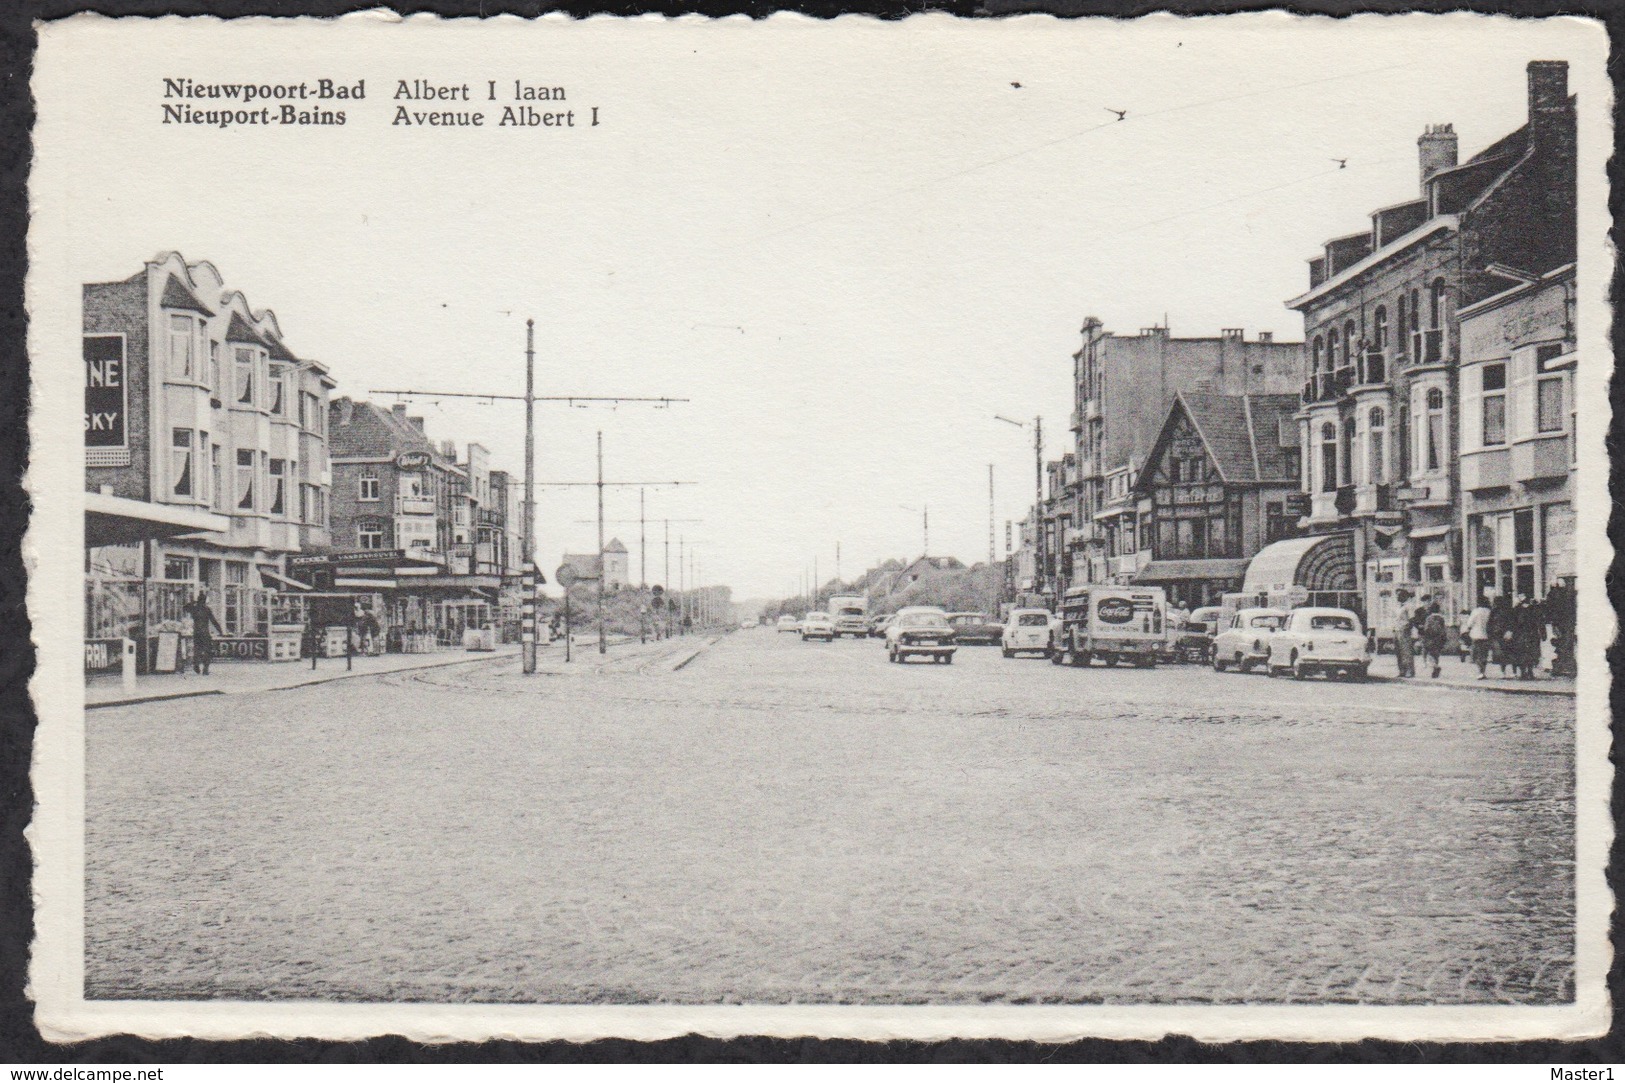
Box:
[995,414,1045,600]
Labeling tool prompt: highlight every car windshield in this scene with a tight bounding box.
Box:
[950,615,988,626]
[1016,613,1049,627]
[807,612,829,621]
[1249,615,1282,630]
[837,607,863,616]
[1186,622,1209,635]
[900,614,950,630]
[1308,614,1356,631]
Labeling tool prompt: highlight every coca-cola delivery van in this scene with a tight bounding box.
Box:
[1050,585,1167,668]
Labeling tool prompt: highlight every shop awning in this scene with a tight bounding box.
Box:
[259,567,312,591]
[85,492,229,547]
[1243,533,1357,594]
[1133,558,1250,583]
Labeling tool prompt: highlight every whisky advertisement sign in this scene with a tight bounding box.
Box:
[83,333,126,449]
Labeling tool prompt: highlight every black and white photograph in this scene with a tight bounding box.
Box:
[24,11,1612,1043]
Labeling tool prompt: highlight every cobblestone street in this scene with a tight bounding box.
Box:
[85,628,1574,1005]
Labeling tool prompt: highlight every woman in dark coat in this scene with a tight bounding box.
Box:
[1487,594,1514,678]
[1511,593,1545,679]
[184,590,224,675]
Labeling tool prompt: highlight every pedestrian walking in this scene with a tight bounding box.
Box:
[1511,593,1545,680]
[1488,594,1514,677]
[184,590,223,676]
[1420,603,1448,679]
[1545,579,1576,677]
[1463,595,1492,679]
[1392,605,1416,678]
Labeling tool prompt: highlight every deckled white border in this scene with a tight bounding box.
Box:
[25,9,1614,1043]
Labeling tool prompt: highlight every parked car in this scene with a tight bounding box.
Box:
[800,611,836,642]
[885,608,956,664]
[776,614,800,633]
[1001,608,1053,658]
[1171,604,1223,663]
[946,612,1001,645]
[1211,607,1287,673]
[1266,607,1369,680]
[867,614,893,638]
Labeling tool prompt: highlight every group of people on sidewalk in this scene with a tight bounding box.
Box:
[1391,584,1576,681]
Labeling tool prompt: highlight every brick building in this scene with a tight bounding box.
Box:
[314,398,501,647]
[1066,322,1303,592]
[83,252,333,669]
[1281,61,1576,640]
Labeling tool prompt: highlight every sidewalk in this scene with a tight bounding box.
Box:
[86,631,727,709]
[1366,649,1575,697]
[87,644,524,709]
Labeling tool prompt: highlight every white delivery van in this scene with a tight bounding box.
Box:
[828,595,869,639]
[1051,585,1167,668]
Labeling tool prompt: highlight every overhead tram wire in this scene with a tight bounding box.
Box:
[740,60,1421,249]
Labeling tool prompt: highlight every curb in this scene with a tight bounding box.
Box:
[87,650,517,710]
[1365,673,1576,698]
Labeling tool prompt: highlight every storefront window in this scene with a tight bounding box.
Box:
[163,555,194,581]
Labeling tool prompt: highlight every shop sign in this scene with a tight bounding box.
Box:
[213,637,269,661]
[1097,597,1134,624]
[395,451,432,471]
[84,334,127,449]
[290,548,407,567]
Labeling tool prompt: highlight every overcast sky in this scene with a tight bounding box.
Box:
[39,12,1601,599]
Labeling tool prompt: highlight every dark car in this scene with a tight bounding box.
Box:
[946,612,1001,645]
[868,613,894,638]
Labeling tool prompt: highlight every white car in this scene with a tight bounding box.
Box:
[800,611,836,642]
[776,614,800,633]
[1266,607,1370,681]
[1001,608,1053,658]
[1211,607,1287,673]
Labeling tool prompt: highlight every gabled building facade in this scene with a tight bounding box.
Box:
[1284,60,1576,639]
[1068,321,1303,592]
[83,252,333,668]
[1127,393,1303,608]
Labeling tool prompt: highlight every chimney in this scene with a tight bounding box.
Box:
[408,416,425,434]
[1418,123,1458,192]
[390,403,407,421]
[1527,60,1570,136]
[442,439,456,460]
[337,398,354,426]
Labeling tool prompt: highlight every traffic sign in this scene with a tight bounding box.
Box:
[556,563,577,587]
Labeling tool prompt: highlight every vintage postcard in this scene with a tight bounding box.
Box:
[25,11,1613,1043]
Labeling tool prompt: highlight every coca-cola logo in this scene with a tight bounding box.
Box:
[1097,597,1134,624]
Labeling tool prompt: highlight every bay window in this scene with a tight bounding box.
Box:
[168,314,194,379]
[236,448,255,511]
[1480,364,1507,447]
[1367,406,1386,484]
[170,428,193,497]
[234,347,256,406]
[269,458,286,516]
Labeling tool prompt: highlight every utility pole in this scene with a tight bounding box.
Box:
[372,340,687,674]
[1034,416,1045,599]
[523,320,537,673]
[638,488,646,588]
[836,542,841,588]
[989,463,996,616]
[597,432,606,655]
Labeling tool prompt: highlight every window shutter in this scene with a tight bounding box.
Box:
[1460,370,1482,453]
[1510,347,1537,442]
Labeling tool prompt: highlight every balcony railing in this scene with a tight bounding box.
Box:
[1410,329,1444,365]
[1358,351,1386,386]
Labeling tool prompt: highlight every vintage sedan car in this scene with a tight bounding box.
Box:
[1000,608,1054,658]
[1266,607,1370,681]
[946,612,1001,645]
[776,614,800,633]
[867,614,894,638]
[1211,607,1287,673]
[1172,605,1223,663]
[885,608,956,664]
[800,611,836,642]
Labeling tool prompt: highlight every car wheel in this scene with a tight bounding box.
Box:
[1002,647,1013,659]
[944,653,955,665]
[1049,649,1064,665]
[1292,653,1309,680]
[1212,652,1226,672]
[887,646,896,663]
[1348,664,1368,682]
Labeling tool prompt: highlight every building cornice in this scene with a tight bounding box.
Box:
[1286,216,1459,312]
